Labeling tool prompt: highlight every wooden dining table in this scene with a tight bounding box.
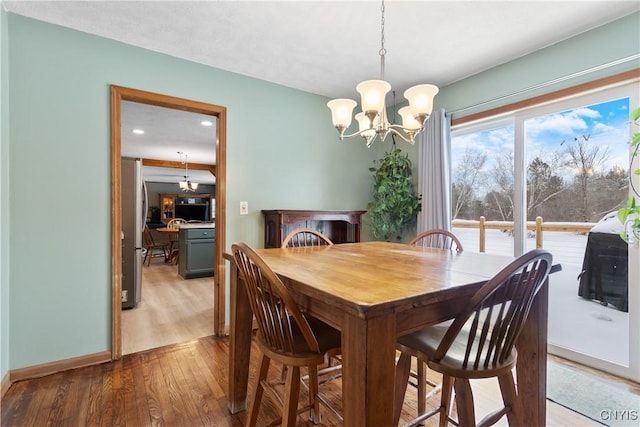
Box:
[228,241,550,426]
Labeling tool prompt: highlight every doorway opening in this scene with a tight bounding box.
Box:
[110,85,227,360]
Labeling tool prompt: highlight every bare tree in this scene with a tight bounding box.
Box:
[452,147,487,219]
[564,137,610,221]
[485,151,514,221]
[527,155,566,221]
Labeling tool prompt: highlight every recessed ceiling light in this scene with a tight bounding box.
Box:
[133,129,145,135]
[201,120,213,127]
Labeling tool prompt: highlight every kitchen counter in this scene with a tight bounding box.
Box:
[178,226,215,279]
[178,222,215,229]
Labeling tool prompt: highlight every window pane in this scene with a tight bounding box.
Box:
[451,124,514,255]
[524,97,631,367]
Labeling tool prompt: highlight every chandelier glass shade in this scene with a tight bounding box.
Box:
[179,179,198,192]
[327,0,438,147]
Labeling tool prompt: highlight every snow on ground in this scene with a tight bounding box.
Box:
[452,227,629,366]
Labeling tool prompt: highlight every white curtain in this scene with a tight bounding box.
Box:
[416,109,452,232]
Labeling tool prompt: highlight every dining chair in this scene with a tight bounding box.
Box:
[282,228,334,248]
[142,225,169,266]
[407,228,464,417]
[167,217,187,229]
[232,242,342,427]
[166,218,186,264]
[281,228,341,381]
[410,229,464,253]
[393,249,553,427]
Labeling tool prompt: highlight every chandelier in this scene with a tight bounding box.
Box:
[326,0,439,147]
[177,151,198,192]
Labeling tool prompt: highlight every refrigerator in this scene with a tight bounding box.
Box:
[121,157,147,309]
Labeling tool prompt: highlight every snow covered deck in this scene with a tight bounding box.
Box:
[452,226,629,367]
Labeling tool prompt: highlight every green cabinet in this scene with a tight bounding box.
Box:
[178,227,215,279]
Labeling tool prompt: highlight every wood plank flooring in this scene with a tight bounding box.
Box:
[121,261,214,355]
[3,260,632,426]
[1,335,606,426]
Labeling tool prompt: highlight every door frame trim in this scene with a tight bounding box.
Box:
[110,85,227,360]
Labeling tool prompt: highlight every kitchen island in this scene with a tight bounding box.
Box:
[178,223,215,279]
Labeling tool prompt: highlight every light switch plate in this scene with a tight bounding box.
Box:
[240,201,249,215]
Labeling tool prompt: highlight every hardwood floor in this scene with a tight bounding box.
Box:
[3,260,628,426]
[1,335,605,426]
[121,261,214,355]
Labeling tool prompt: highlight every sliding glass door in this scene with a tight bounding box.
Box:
[452,82,639,381]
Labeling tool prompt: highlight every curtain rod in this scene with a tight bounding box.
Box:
[449,54,640,116]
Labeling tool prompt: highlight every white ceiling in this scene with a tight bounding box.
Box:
[2,0,638,183]
[120,101,217,184]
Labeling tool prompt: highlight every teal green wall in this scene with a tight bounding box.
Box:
[1,6,10,383]
[402,11,640,175]
[436,12,640,118]
[6,14,377,370]
[4,10,638,372]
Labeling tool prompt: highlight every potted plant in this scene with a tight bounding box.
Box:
[367,147,421,241]
[617,107,640,246]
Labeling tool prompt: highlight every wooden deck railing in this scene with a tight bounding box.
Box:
[452,216,595,253]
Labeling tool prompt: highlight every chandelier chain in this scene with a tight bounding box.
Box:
[379,0,386,80]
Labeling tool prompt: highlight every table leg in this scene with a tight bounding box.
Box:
[516,278,548,425]
[228,262,253,414]
[342,313,397,426]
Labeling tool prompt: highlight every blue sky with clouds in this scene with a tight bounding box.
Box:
[452,96,632,181]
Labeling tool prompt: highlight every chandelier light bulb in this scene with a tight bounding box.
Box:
[327,98,357,136]
[398,107,421,131]
[356,80,391,115]
[404,84,439,121]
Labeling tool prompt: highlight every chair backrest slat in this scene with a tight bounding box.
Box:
[433,249,552,370]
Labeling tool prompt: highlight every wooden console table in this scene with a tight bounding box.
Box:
[262,209,366,248]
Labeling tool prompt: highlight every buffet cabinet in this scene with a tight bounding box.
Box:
[262,209,366,248]
[160,193,213,223]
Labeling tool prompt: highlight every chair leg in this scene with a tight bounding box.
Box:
[453,378,475,427]
[497,372,520,426]
[417,360,427,416]
[394,352,412,426]
[438,375,454,427]
[282,365,301,427]
[307,364,321,423]
[247,354,270,427]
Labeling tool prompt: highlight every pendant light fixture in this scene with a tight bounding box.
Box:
[177,151,198,192]
[327,0,439,147]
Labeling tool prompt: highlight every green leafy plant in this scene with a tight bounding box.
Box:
[617,107,640,245]
[367,147,422,241]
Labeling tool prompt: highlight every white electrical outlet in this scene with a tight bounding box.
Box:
[240,201,249,215]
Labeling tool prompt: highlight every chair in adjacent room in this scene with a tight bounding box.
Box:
[282,228,334,248]
[166,218,186,264]
[142,225,169,266]
[393,249,553,427]
[232,242,342,427]
[410,229,464,253]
